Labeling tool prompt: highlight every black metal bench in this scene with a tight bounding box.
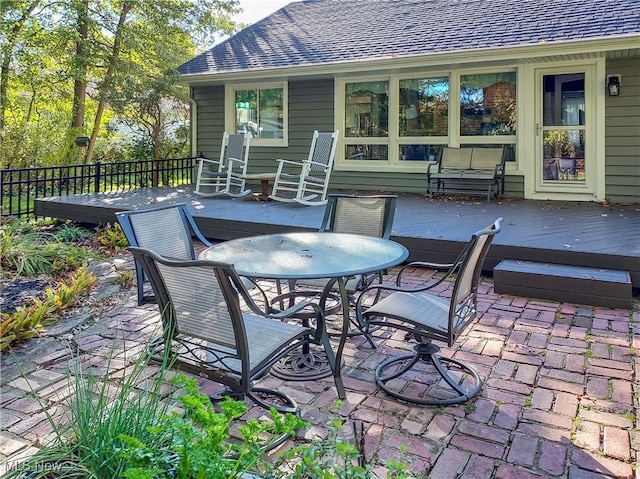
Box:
[427,147,506,202]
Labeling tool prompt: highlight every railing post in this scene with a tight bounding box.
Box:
[94,161,101,193]
[152,159,159,187]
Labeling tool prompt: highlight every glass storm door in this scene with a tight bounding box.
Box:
[535,69,594,197]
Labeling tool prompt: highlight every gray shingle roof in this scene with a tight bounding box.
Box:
[178,0,640,76]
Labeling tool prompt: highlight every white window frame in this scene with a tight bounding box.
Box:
[225,81,288,147]
[335,68,519,172]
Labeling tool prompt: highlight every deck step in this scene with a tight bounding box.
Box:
[493,260,633,310]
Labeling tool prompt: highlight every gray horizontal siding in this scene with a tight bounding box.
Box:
[605,56,640,203]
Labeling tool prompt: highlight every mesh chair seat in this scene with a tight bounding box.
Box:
[167,314,311,378]
[364,291,452,336]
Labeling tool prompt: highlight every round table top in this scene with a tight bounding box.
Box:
[200,232,409,280]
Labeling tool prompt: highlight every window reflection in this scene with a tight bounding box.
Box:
[345,81,389,138]
[460,72,516,136]
[235,88,284,139]
[399,77,449,136]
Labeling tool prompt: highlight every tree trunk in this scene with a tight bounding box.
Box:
[0,0,41,131]
[71,0,89,130]
[85,1,132,163]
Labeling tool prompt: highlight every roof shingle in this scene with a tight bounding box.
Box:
[178,0,640,76]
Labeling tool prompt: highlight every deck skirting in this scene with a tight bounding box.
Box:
[493,259,633,309]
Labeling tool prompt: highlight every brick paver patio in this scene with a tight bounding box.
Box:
[1,252,638,478]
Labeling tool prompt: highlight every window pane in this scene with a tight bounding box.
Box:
[346,144,388,161]
[542,74,585,127]
[235,90,257,136]
[235,88,284,139]
[399,144,442,161]
[345,81,389,138]
[542,130,585,181]
[399,77,449,136]
[258,88,283,139]
[460,72,516,136]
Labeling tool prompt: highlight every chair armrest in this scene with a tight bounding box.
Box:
[306,160,329,172]
[265,301,326,344]
[198,157,223,167]
[275,159,304,167]
[427,161,440,175]
[396,259,461,287]
[228,156,247,168]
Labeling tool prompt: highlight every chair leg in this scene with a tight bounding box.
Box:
[375,342,482,406]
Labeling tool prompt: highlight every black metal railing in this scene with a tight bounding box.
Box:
[1,157,197,218]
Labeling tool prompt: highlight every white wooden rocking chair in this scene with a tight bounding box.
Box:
[194,132,251,198]
[269,130,339,206]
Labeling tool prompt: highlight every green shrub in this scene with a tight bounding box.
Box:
[0,218,94,277]
[96,222,129,252]
[0,267,96,351]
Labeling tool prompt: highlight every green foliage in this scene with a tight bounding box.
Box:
[2,0,242,168]
[96,222,129,252]
[118,375,305,479]
[0,218,94,277]
[53,223,94,243]
[1,351,176,478]
[264,418,419,479]
[0,267,96,351]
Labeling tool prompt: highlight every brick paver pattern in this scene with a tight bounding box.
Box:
[1,253,638,478]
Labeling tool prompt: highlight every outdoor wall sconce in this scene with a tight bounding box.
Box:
[606,74,621,96]
[75,136,90,147]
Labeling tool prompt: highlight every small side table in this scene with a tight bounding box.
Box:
[242,173,277,201]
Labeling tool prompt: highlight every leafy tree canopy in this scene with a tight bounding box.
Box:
[1,0,241,168]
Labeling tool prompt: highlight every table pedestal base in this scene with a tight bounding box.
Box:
[271,345,333,381]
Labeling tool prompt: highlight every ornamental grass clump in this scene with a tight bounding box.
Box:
[3,350,304,479]
[0,218,94,277]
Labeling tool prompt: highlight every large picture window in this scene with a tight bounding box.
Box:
[399,77,449,137]
[338,70,516,169]
[227,83,287,146]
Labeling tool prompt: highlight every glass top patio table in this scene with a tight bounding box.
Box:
[199,232,409,399]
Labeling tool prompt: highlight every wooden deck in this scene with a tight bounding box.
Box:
[34,186,640,291]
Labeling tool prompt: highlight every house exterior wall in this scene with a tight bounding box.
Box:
[191,57,639,202]
[604,56,640,203]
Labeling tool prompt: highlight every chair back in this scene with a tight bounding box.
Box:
[224,132,250,171]
[116,204,197,260]
[320,194,397,239]
[447,218,502,343]
[116,204,212,305]
[129,247,249,368]
[307,131,339,173]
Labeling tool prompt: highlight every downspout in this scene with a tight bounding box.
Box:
[188,86,198,157]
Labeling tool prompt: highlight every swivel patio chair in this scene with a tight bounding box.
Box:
[269,130,339,206]
[116,204,213,306]
[355,218,503,405]
[128,247,337,437]
[194,132,251,198]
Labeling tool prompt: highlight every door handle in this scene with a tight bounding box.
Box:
[535,123,541,136]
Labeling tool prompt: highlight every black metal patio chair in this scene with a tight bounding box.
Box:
[128,246,337,422]
[355,218,503,405]
[116,204,215,306]
[273,194,398,346]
